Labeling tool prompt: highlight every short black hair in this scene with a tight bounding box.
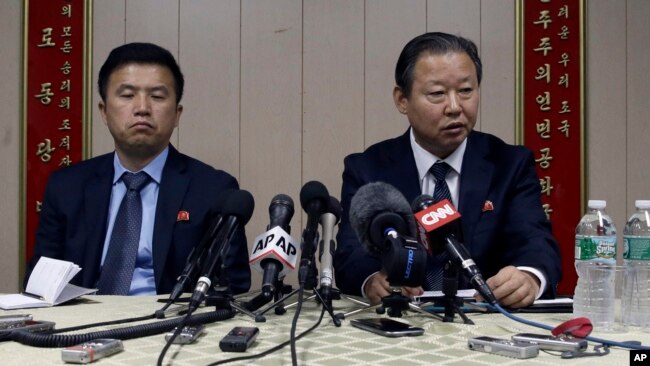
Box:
[98,42,184,104]
[395,32,482,97]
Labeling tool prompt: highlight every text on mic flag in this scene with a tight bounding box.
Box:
[249,226,299,276]
[414,199,460,230]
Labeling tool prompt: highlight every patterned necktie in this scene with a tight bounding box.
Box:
[97,172,150,295]
[430,161,452,203]
[424,161,452,291]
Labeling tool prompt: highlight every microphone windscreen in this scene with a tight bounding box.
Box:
[215,189,237,213]
[349,182,417,251]
[299,181,329,212]
[326,196,342,223]
[222,189,255,225]
[411,194,435,212]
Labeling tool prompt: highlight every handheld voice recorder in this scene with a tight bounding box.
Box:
[468,336,539,359]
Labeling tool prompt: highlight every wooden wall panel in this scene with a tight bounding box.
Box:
[239,0,303,274]
[178,0,241,178]
[302,0,364,205]
[92,0,127,156]
[626,0,650,213]
[586,0,627,237]
[0,0,22,292]
[479,0,516,143]
[365,0,426,148]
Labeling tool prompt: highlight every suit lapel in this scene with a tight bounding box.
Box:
[152,146,189,288]
[83,155,114,286]
[386,130,421,203]
[459,132,494,246]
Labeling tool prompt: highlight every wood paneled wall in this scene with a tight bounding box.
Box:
[1,0,649,292]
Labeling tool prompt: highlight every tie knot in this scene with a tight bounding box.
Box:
[121,172,150,192]
[429,161,451,182]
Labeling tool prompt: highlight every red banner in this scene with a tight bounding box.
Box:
[23,0,90,263]
[518,0,585,295]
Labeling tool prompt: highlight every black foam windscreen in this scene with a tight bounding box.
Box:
[222,189,255,225]
[299,181,329,213]
[326,196,342,223]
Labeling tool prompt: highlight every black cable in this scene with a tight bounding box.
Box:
[49,313,155,334]
[45,298,181,334]
[10,308,234,348]
[156,307,196,366]
[207,306,326,366]
[290,283,306,366]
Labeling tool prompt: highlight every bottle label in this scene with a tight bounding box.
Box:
[624,236,650,260]
[575,235,617,261]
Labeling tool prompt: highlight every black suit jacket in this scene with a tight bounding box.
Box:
[334,129,561,298]
[26,145,251,295]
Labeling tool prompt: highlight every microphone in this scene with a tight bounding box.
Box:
[249,194,299,299]
[189,190,255,310]
[298,181,329,286]
[348,182,426,287]
[412,196,497,305]
[318,196,341,301]
[168,190,233,302]
[349,182,417,255]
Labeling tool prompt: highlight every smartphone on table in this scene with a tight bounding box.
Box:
[350,317,424,337]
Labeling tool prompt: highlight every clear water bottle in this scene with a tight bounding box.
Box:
[573,200,617,327]
[622,200,650,327]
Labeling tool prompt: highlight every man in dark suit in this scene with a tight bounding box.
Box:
[26,43,250,295]
[334,32,560,308]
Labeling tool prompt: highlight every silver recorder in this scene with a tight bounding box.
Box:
[165,324,205,344]
[61,338,123,364]
[511,333,588,352]
[468,336,539,359]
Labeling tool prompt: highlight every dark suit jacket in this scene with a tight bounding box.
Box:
[334,129,561,298]
[26,145,251,295]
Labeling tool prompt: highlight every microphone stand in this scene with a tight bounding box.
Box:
[271,262,343,326]
[338,288,441,320]
[241,276,294,322]
[204,272,259,321]
[438,260,474,324]
[201,228,258,321]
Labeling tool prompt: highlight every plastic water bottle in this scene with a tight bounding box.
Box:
[573,200,617,327]
[622,200,650,327]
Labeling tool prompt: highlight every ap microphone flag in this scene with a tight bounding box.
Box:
[249,226,299,276]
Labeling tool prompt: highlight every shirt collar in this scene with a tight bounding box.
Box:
[409,128,467,181]
[112,146,169,185]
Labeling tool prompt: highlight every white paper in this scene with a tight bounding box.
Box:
[0,257,94,310]
[25,257,81,303]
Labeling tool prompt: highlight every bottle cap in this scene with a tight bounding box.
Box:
[635,200,650,209]
[587,200,606,209]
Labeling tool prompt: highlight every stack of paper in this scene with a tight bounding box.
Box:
[0,257,96,310]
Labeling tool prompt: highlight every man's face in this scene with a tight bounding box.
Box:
[394,51,479,158]
[99,63,182,160]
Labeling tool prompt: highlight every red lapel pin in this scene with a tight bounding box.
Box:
[177,211,190,221]
[482,200,494,212]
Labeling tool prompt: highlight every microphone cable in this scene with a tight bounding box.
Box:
[156,305,200,366]
[12,300,187,337]
[489,303,650,351]
[290,281,307,366]
[9,307,234,348]
[207,305,326,366]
